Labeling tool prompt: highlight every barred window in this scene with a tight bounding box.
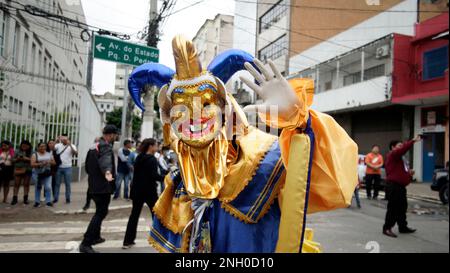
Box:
[364,64,385,80]
[258,35,287,62]
[259,0,287,33]
[0,10,7,57]
[343,72,361,87]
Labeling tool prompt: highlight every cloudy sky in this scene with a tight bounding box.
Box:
[80,0,235,95]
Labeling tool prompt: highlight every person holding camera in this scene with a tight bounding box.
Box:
[31,142,56,208]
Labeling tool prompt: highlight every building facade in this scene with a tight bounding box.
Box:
[286,0,448,182]
[0,0,102,180]
[192,14,234,69]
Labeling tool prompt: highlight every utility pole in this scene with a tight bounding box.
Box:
[140,0,159,139]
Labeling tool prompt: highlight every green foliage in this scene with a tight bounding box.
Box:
[106,108,143,139]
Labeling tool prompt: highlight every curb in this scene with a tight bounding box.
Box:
[407,194,444,205]
[52,204,132,215]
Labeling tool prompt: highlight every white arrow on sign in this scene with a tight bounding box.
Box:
[96,43,106,52]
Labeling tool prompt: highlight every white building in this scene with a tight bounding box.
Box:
[0,0,102,181]
[114,63,133,98]
[94,92,122,113]
[192,14,234,69]
[256,0,290,75]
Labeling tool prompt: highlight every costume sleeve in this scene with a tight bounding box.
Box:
[261,78,359,213]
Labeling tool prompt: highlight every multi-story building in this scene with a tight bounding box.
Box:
[114,63,133,98]
[0,0,102,180]
[256,0,290,75]
[284,0,448,182]
[94,92,122,113]
[192,14,234,69]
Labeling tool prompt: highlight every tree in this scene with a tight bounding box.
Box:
[106,108,142,139]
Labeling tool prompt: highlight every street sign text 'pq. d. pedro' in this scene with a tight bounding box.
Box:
[93,35,159,66]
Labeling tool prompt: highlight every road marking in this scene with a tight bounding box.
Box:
[0,218,146,226]
[0,239,151,252]
[0,224,150,235]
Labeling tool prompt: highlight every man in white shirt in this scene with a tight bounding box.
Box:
[54,134,78,203]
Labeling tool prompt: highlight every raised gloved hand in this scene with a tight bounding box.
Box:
[240,59,302,127]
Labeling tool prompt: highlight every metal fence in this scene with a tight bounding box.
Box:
[0,67,102,181]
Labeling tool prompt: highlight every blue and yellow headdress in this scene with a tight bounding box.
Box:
[128,35,257,112]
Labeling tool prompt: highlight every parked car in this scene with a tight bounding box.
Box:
[358,154,387,191]
[431,164,449,205]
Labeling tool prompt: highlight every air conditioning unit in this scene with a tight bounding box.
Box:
[375,45,390,59]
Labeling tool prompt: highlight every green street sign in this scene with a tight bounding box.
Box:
[93,35,159,66]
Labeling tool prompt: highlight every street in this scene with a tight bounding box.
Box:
[0,191,447,253]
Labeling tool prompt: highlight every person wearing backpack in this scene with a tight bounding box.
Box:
[53,134,78,204]
[79,125,118,253]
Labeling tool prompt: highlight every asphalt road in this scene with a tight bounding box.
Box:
[0,192,448,253]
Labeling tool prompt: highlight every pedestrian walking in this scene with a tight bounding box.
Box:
[383,135,422,238]
[364,145,383,200]
[122,138,164,249]
[31,142,56,208]
[53,134,78,204]
[11,140,33,205]
[127,141,138,187]
[0,140,14,203]
[154,144,169,195]
[79,125,118,253]
[82,137,100,212]
[113,139,133,200]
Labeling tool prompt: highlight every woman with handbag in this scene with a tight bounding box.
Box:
[11,140,33,205]
[0,140,14,203]
[31,142,56,208]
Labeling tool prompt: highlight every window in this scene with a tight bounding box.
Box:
[325,81,332,91]
[44,57,48,77]
[31,43,36,73]
[423,45,448,80]
[258,35,287,62]
[22,34,29,70]
[12,22,20,66]
[0,10,8,57]
[8,97,13,112]
[259,0,287,33]
[364,64,385,80]
[343,72,361,87]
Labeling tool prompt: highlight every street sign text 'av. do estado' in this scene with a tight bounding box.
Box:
[93,35,159,66]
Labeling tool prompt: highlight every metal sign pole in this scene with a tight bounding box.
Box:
[120,66,130,143]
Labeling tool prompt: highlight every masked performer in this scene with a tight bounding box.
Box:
[128,35,358,253]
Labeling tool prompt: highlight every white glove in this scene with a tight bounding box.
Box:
[240,59,301,123]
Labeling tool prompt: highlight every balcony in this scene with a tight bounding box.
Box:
[289,35,394,113]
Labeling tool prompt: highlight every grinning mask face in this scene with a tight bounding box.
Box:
[170,80,223,149]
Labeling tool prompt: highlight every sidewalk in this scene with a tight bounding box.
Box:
[49,177,132,215]
[407,182,441,203]
[51,179,444,213]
